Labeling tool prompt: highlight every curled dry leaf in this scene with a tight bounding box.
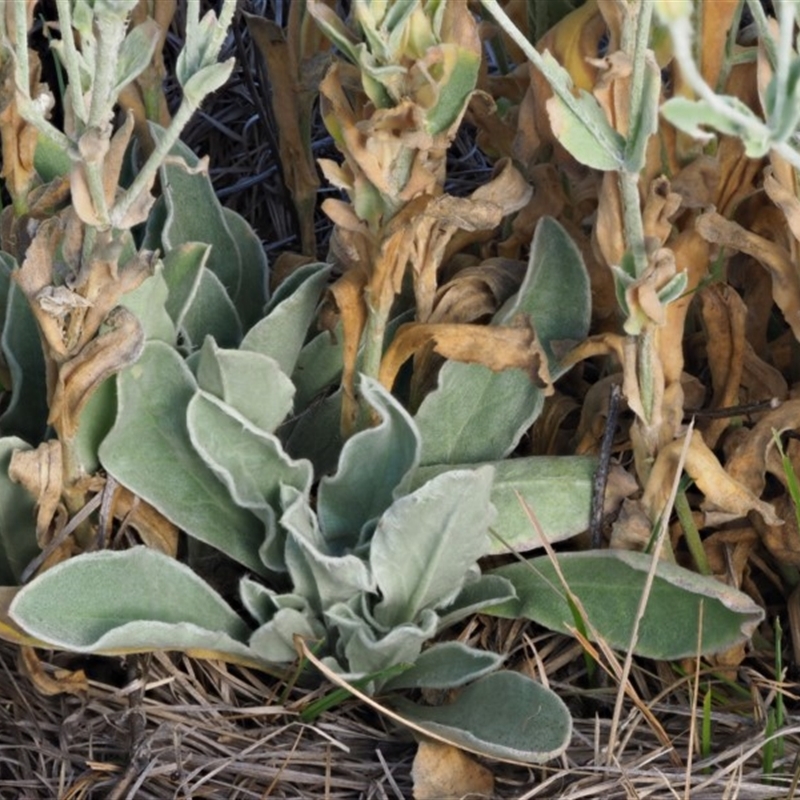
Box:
[246,7,328,255]
[18,646,88,697]
[9,440,63,543]
[412,739,494,800]
[755,495,800,569]
[430,257,526,325]
[0,45,40,203]
[725,399,800,498]
[764,166,800,246]
[379,317,553,394]
[698,283,748,448]
[48,306,145,441]
[111,485,179,557]
[323,269,367,436]
[696,211,800,340]
[702,527,758,589]
[642,430,781,527]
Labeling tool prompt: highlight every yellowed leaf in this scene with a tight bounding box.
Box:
[112,487,179,557]
[19,646,88,697]
[642,430,781,527]
[9,440,63,544]
[412,739,494,800]
[697,211,800,341]
[324,269,367,437]
[379,318,553,393]
[48,306,144,440]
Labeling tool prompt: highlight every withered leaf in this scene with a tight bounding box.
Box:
[379,317,553,393]
[48,306,145,440]
[642,430,781,527]
[412,739,494,800]
[9,440,63,543]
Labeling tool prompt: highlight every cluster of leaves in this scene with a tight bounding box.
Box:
[0,0,793,774]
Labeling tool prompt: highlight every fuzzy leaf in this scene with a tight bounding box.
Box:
[120,265,176,344]
[9,547,256,661]
[181,268,242,349]
[249,607,326,663]
[372,467,495,628]
[241,262,330,376]
[196,337,294,434]
[318,377,419,550]
[489,551,765,659]
[412,456,595,551]
[99,342,267,575]
[187,390,312,522]
[393,671,572,764]
[384,642,503,691]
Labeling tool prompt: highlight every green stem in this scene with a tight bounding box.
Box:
[674,487,712,575]
[111,98,195,227]
[13,0,29,95]
[619,170,647,276]
[54,0,87,127]
[88,14,125,130]
[361,293,388,381]
[637,327,656,424]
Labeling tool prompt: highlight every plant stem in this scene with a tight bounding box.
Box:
[13,0,29,95]
[674,487,712,575]
[111,97,195,227]
[361,292,387,381]
[54,0,87,126]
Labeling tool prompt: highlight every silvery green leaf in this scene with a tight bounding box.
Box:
[411,455,596,553]
[160,244,207,332]
[338,609,438,679]
[624,53,662,173]
[186,390,312,520]
[318,377,420,551]
[283,389,345,477]
[196,337,294,434]
[1,280,48,443]
[416,217,589,464]
[240,577,311,625]
[392,671,572,764]
[657,271,689,306]
[542,50,625,171]
[181,268,242,349]
[292,326,344,410]
[436,574,517,631]
[221,207,269,330]
[181,59,235,105]
[121,264,176,344]
[9,548,254,659]
[112,19,159,96]
[285,531,375,615]
[98,343,267,575]
[384,642,503,691]
[249,608,326,663]
[372,467,495,629]
[241,263,331,377]
[660,96,770,157]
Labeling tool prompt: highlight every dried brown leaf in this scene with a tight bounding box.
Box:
[725,399,800,498]
[325,269,367,437]
[698,283,747,448]
[643,429,781,526]
[48,306,144,440]
[111,486,178,557]
[697,210,800,340]
[379,317,553,393]
[412,739,494,800]
[246,11,324,255]
[18,646,88,697]
[9,440,63,543]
